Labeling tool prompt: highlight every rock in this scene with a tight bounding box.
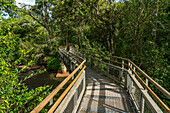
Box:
[56,72,69,77]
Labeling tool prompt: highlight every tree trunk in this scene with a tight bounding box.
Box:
[45,3,51,45]
[106,35,110,53]
[110,35,114,55]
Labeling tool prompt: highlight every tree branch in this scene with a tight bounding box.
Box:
[27,11,46,28]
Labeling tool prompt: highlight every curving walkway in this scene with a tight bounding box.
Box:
[78,67,134,113]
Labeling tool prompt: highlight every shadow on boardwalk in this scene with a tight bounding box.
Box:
[78,67,134,113]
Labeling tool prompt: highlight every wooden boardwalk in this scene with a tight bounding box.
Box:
[78,67,134,113]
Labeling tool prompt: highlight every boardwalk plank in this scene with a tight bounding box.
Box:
[78,67,133,113]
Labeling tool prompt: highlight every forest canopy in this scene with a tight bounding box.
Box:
[0,0,169,112]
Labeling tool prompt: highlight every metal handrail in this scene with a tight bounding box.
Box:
[79,49,170,112]
[128,60,170,99]
[80,51,128,67]
[31,50,86,113]
[48,66,86,113]
[128,66,169,112]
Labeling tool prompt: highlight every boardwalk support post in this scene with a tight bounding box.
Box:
[119,60,124,82]
[132,66,136,96]
[129,63,133,93]
[140,78,148,113]
[125,71,128,89]
[61,60,67,74]
[49,98,53,106]
[32,49,169,113]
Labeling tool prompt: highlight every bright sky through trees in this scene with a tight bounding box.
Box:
[16,0,35,7]
[2,0,35,18]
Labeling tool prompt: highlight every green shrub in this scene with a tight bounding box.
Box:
[47,57,61,70]
[0,34,52,112]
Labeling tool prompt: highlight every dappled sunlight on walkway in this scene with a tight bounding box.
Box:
[78,67,133,113]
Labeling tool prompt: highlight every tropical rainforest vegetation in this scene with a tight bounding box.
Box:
[0,0,169,112]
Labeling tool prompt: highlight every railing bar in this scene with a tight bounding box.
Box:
[31,59,86,113]
[140,94,145,113]
[49,98,53,106]
[92,54,128,67]
[146,79,148,92]
[128,66,170,112]
[65,50,84,61]
[128,60,170,99]
[97,58,127,72]
[54,72,85,113]
[78,50,169,112]
[48,66,86,113]
[128,91,140,111]
[132,66,135,96]
[79,51,128,67]
[128,71,163,113]
[72,75,86,113]
[80,49,129,61]
[80,49,169,99]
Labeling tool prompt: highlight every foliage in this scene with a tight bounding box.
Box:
[0,0,169,111]
[51,0,169,108]
[0,34,52,112]
[47,57,61,70]
[0,0,17,18]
